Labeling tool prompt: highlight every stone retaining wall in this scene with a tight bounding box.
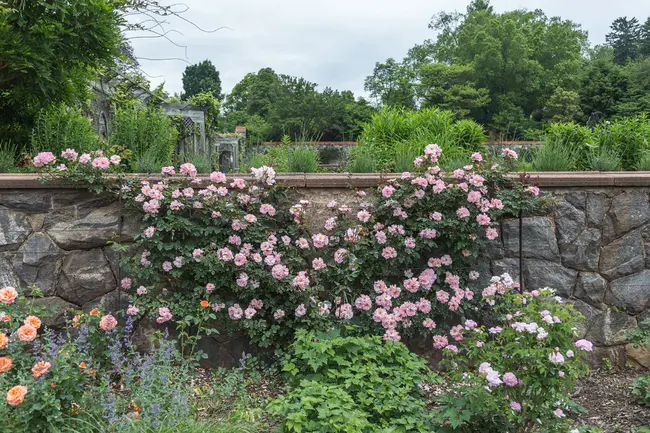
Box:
[1,173,649,367]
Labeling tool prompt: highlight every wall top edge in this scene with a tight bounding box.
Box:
[3,172,650,190]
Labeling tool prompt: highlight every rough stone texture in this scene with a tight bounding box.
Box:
[566,299,601,337]
[586,309,638,346]
[586,193,607,227]
[626,343,650,368]
[610,270,650,314]
[607,191,650,238]
[599,230,645,280]
[45,202,124,250]
[0,207,30,251]
[522,259,578,296]
[555,200,586,245]
[12,234,63,294]
[502,217,560,261]
[575,272,607,308]
[57,249,117,306]
[561,228,601,271]
[491,258,520,282]
[0,253,19,288]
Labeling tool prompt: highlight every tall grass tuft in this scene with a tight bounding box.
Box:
[31,105,98,155]
[532,141,579,172]
[587,146,621,171]
[0,140,20,173]
[635,151,650,171]
[285,146,319,173]
[346,145,378,173]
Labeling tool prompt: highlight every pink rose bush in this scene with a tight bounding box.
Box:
[69,144,539,349]
[432,274,592,432]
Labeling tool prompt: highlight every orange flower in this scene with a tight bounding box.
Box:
[0,357,12,374]
[24,315,41,329]
[72,315,81,323]
[51,382,56,388]
[0,313,9,322]
[0,333,7,349]
[200,300,209,308]
[6,385,27,406]
[99,314,117,332]
[79,362,86,369]
[31,361,51,378]
[89,308,101,316]
[129,400,141,412]
[71,402,80,415]
[0,286,18,304]
[16,324,37,342]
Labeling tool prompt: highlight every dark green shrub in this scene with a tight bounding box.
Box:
[586,146,621,171]
[268,330,435,433]
[346,145,378,173]
[532,141,579,171]
[0,140,21,173]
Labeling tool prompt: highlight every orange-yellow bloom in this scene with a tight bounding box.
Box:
[89,309,101,316]
[24,315,41,329]
[0,333,7,349]
[6,385,27,405]
[31,361,51,377]
[0,357,12,374]
[0,286,17,304]
[16,324,37,342]
[79,362,86,369]
[200,300,209,308]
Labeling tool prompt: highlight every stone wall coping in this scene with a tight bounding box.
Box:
[3,172,650,189]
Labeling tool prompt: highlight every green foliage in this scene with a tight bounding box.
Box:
[182,60,223,100]
[636,151,650,171]
[110,104,177,170]
[284,146,319,173]
[593,116,650,170]
[358,107,484,170]
[632,374,650,407]
[268,330,435,433]
[31,105,98,155]
[223,67,374,142]
[0,0,124,142]
[544,87,582,123]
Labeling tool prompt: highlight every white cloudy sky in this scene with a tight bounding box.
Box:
[128,0,650,98]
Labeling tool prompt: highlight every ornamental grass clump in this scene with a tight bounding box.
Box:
[431,274,593,433]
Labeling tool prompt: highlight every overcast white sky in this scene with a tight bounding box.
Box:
[128,0,650,98]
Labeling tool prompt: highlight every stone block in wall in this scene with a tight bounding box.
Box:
[575,272,607,308]
[56,249,117,306]
[589,345,627,368]
[522,259,578,296]
[0,253,19,288]
[586,193,607,227]
[502,217,560,261]
[566,299,601,338]
[564,191,586,211]
[599,230,645,280]
[554,200,586,245]
[44,201,124,250]
[484,225,504,260]
[12,233,63,295]
[602,191,650,243]
[32,296,77,328]
[82,288,131,315]
[610,269,650,314]
[626,343,650,369]
[0,207,30,251]
[585,308,637,346]
[560,228,601,272]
